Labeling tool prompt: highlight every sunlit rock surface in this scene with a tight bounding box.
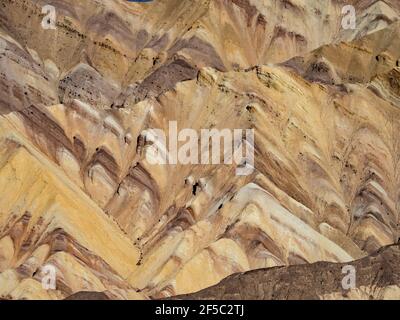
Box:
[172,243,400,300]
[0,0,399,299]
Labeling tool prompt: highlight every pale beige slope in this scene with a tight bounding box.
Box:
[0,0,400,300]
[0,116,141,299]
[3,0,399,107]
[284,20,400,85]
[127,63,399,297]
[1,53,399,299]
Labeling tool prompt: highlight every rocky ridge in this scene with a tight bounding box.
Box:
[0,0,399,299]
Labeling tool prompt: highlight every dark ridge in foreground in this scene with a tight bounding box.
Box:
[65,291,110,300]
[169,243,400,300]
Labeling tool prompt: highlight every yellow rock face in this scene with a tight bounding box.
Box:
[0,0,400,299]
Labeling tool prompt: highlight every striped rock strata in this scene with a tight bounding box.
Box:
[0,0,399,299]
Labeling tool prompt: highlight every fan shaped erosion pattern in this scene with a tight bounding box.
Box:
[0,0,400,300]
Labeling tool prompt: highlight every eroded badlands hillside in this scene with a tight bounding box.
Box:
[0,0,400,299]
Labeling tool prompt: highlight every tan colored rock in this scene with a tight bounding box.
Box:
[0,0,400,300]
